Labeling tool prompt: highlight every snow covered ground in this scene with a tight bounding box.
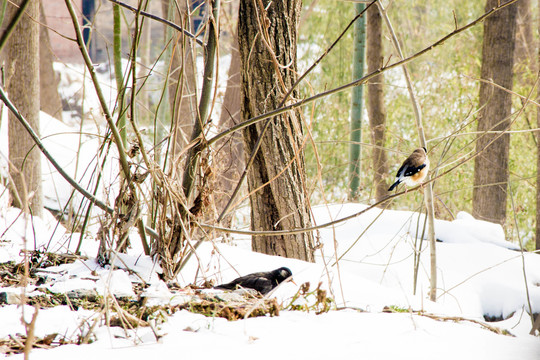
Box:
[0,195,539,358]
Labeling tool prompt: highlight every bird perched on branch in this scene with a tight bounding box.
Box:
[388,147,429,191]
[214,267,294,295]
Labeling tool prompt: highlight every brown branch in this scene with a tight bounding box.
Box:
[107,0,205,47]
[417,311,514,337]
[530,313,540,335]
[22,306,39,359]
[182,0,219,201]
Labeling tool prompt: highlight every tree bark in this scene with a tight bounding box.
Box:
[535,0,540,250]
[215,31,244,225]
[238,0,315,262]
[514,0,534,68]
[161,0,198,153]
[139,9,152,123]
[472,0,517,226]
[366,3,388,202]
[6,0,42,216]
[39,0,62,121]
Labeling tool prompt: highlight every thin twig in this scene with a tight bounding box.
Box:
[65,0,132,185]
[107,0,205,47]
[417,311,514,336]
[22,306,39,359]
[182,0,220,201]
[508,183,534,327]
[112,3,127,147]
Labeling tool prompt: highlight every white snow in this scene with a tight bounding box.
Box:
[1,197,540,358]
[436,211,520,250]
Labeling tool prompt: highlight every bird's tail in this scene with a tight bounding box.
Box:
[388,180,400,191]
[214,284,236,290]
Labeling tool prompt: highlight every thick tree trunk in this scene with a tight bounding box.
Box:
[6,0,42,216]
[535,1,540,252]
[161,0,198,153]
[39,0,62,121]
[238,0,315,262]
[537,108,540,250]
[215,31,244,225]
[366,4,388,202]
[472,0,517,225]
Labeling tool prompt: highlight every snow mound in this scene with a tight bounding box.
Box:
[436,211,519,250]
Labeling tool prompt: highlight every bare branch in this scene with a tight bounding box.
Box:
[107,0,205,47]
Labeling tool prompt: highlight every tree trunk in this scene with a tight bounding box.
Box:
[6,0,42,216]
[161,0,198,153]
[349,2,365,200]
[139,10,152,123]
[514,0,534,68]
[215,31,244,225]
[238,0,315,262]
[535,0,540,250]
[39,0,62,121]
[366,3,388,202]
[472,0,517,226]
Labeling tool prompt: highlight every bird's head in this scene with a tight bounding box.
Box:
[273,267,294,284]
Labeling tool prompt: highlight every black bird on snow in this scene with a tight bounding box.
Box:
[214,267,294,295]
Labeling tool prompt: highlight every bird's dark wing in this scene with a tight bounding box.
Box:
[400,163,426,177]
[394,163,406,178]
[236,275,274,294]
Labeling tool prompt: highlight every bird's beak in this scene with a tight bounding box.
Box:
[288,277,297,286]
